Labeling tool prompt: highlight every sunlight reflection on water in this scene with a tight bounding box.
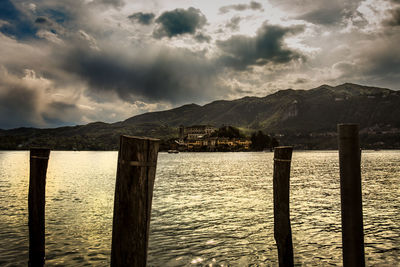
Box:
[0,151,399,266]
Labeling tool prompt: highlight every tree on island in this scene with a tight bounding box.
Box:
[211,126,245,138]
[250,130,279,151]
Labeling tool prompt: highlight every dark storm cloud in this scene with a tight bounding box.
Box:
[331,37,400,89]
[153,7,207,38]
[128,12,155,25]
[0,84,38,129]
[385,7,400,26]
[216,24,304,70]
[61,46,222,104]
[34,15,65,32]
[41,101,80,126]
[35,17,49,24]
[0,67,85,129]
[362,43,400,83]
[226,16,242,31]
[219,1,263,14]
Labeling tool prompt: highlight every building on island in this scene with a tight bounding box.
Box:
[177,125,251,151]
[179,125,217,140]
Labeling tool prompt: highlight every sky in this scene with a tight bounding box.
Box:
[0,0,399,129]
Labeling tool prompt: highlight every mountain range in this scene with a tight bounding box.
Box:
[1,83,399,150]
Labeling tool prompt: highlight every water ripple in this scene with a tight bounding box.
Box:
[0,151,399,266]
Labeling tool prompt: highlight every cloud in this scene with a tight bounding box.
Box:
[226,16,242,31]
[235,88,253,94]
[41,101,82,126]
[36,30,64,45]
[250,1,263,10]
[270,0,363,26]
[35,17,48,24]
[216,24,305,70]
[359,38,400,87]
[78,30,99,50]
[153,7,207,38]
[60,45,226,105]
[1,0,400,130]
[219,1,263,14]
[384,7,400,26]
[194,32,211,43]
[322,34,400,89]
[88,0,125,8]
[219,4,248,14]
[296,5,346,25]
[0,69,40,129]
[128,12,155,25]
[0,20,10,28]
[31,15,67,44]
[0,32,53,76]
[34,14,67,36]
[294,77,309,84]
[0,67,84,129]
[28,3,36,12]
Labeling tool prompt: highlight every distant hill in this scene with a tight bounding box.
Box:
[1,83,399,150]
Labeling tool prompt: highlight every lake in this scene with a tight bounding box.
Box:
[0,151,399,266]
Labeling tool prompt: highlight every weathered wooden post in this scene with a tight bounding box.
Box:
[273,146,294,267]
[28,148,50,267]
[111,135,160,267]
[338,124,365,267]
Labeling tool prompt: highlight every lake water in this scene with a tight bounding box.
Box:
[0,151,399,266]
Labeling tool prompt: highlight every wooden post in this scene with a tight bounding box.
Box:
[111,135,160,267]
[338,124,365,267]
[273,146,294,267]
[29,148,50,267]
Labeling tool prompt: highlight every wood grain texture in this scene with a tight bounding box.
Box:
[111,135,159,267]
[338,124,365,267]
[273,146,294,267]
[28,148,50,267]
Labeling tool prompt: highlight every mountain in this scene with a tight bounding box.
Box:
[1,83,399,150]
[119,83,400,132]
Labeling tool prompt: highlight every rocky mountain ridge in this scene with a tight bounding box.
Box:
[1,83,399,150]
